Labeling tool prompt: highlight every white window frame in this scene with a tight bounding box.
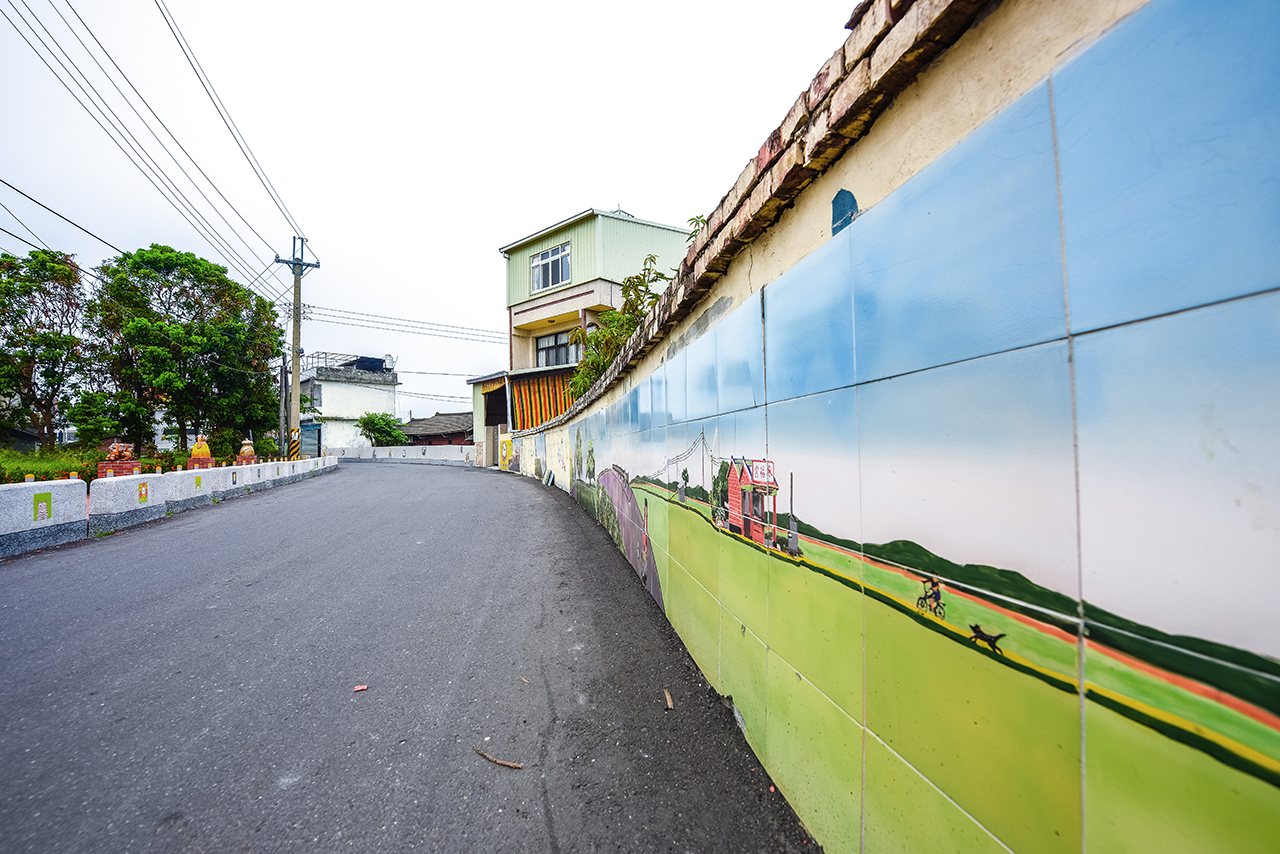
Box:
[535,331,580,367]
[531,242,571,292]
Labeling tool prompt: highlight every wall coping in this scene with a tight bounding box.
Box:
[516,0,987,438]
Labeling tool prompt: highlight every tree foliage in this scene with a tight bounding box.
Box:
[0,250,88,448]
[356,411,408,447]
[567,254,669,400]
[85,245,281,451]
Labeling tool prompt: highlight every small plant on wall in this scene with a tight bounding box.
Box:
[567,254,669,400]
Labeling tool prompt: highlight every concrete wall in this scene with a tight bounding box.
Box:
[331,445,474,466]
[0,478,88,558]
[507,1,1280,852]
[306,367,399,451]
[0,458,339,553]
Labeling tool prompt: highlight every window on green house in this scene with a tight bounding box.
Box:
[531,242,570,292]
[536,331,579,367]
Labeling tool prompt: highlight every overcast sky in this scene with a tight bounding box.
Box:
[0,0,855,416]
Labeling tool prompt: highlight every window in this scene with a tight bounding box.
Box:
[531,242,570,292]
[536,331,580,367]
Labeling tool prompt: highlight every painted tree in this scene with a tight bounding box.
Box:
[574,427,583,481]
[586,440,595,483]
[711,460,730,513]
[0,250,89,448]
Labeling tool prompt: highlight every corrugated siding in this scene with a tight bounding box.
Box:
[510,373,573,431]
[507,218,598,306]
[598,217,689,285]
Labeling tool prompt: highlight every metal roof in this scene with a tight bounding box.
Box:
[498,209,687,256]
[466,370,508,385]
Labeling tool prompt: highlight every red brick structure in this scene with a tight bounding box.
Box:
[97,461,143,478]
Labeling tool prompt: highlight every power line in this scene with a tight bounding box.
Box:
[3,0,292,300]
[1,0,268,288]
[6,0,242,278]
[0,198,51,249]
[304,304,506,338]
[303,313,507,345]
[0,223,44,252]
[39,0,282,295]
[1,240,279,376]
[0,175,123,254]
[153,0,308,246]
[397,370,494,377]
[61,0,281,261]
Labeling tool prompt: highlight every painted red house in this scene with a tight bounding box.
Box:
[727,457,779,546]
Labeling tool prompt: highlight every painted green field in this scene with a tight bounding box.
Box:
[631,482,1280,853]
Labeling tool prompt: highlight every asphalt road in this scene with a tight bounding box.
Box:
[0,464,819,853]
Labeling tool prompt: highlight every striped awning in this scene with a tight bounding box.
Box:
[510,372,573,431]
[480,377,507,395]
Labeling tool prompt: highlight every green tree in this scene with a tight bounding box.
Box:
[356,411,408,446]
[65,391,118,449]
[567,254,669,400]
[87,245,282,451]
[586,440,595,483]
[0,250,89,448]
[711,460,730,509]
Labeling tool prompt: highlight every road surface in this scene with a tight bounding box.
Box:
[0,463,818,852]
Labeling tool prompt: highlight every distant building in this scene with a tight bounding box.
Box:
[299,352,400,453]
[400,411,473,446]
[469,209,688,465]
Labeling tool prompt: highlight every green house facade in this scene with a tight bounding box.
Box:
[501,209,688,371]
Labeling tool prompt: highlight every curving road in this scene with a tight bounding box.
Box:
[0,463,816,853]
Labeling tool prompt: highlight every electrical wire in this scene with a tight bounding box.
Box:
[0,198,51,250]
[1,0,267,288]
[153,0,308,247]
[301,304,506,338]
[0,203,277,376]
[0,175,124,254]
[61,0,282,261]
[397,370,494,377]
[40,0,286,298]
[303,314,507,345]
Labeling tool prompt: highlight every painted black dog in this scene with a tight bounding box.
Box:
[968,624,1006,655]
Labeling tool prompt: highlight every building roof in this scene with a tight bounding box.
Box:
[498,208,687,256]
[466,370,508,385]
[400,411,473,437]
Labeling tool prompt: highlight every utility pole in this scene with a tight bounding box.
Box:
[278,349,288,453]
[274,237,318,460]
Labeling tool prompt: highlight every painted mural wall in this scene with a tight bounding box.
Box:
[519,1,1280,850]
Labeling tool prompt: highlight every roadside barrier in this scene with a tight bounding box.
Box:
[0,478,89,558]
[331,445,473,466]
[0,457,338,558]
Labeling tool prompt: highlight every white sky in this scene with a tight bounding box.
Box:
[0,0,856,416]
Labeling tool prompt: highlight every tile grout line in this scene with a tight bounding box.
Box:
[851,214,867,854]
[864,727,1018,854]
[1047,74,1088,854]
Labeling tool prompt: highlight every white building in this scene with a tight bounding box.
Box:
[299,353,400,453]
